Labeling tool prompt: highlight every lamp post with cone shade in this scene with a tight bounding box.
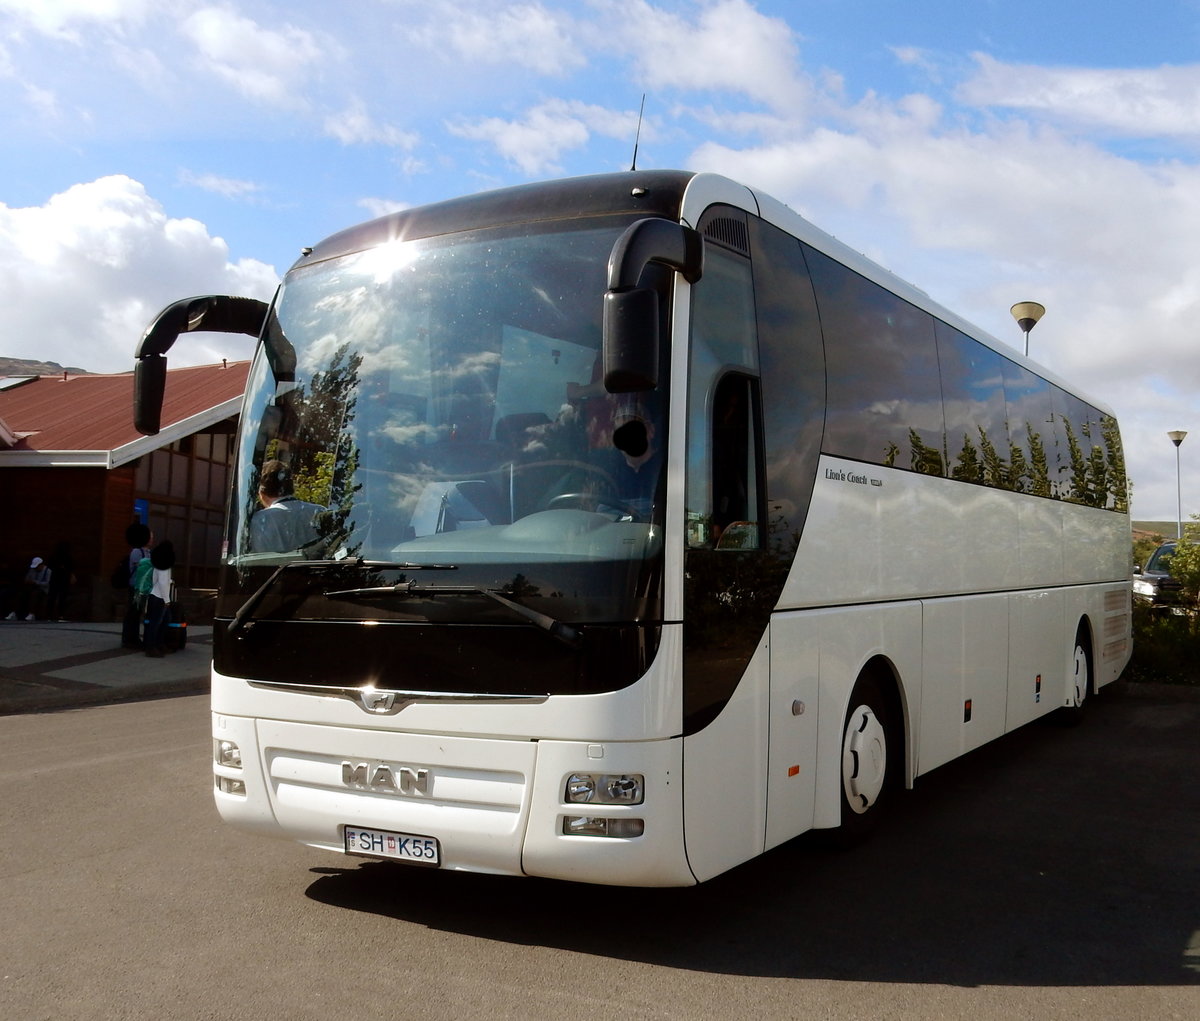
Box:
[1168,430,1187,540]
[1010,301,1045,358]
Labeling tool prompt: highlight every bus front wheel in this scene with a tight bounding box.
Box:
[838,672,895,839]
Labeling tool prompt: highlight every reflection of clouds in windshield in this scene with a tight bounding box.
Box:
[431,350,501,385]
[359,345,422,381]
[302,331,346,372]
[865,399,900,417]
[376,420,437,445]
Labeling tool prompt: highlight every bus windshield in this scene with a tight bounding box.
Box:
[220,216,668,627]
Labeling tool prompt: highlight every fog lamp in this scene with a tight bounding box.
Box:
[565,773,644,805]
[217,776,247,796]
[562,816,645,838]
[215,739,242,768]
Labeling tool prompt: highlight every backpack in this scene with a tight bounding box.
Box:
[133,556,155,596]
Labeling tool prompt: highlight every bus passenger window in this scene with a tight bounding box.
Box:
[711,374,762,550]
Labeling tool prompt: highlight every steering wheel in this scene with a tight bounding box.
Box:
[543,491,638,519]
[539,462,638,520]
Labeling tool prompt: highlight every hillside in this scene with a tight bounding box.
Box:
[1133,522,1180,541]
[0,356,92,377]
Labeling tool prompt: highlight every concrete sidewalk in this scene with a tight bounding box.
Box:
[0,620,212,715]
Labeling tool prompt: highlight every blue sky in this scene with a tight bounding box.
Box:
[2,0,1199,521]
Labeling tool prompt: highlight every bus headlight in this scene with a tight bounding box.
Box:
[565,773,644,805]
[215,739,242,768]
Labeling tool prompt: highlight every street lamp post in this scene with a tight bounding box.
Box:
[1010,301,1046,358]
[1168,430,1187,540]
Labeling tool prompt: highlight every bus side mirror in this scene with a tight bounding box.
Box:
[134,356,168,435]
[603,287,659,393]
[603,218,703,394]
[133,295,270,436]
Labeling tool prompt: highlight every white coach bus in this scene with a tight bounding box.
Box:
[134,171,1131,886]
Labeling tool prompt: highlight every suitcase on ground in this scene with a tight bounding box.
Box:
[165,594,187,652]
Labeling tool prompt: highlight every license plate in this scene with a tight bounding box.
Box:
[343,825,440,866]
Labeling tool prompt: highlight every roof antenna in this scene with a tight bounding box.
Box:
[630,94,646,172]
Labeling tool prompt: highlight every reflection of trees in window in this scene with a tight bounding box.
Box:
[1063,419,1089,504]
[1008,435,1030,494]
[885,430,944,474]
[1087,443,1110,510]
[295,344,362,515]
[1101,414,1128,512]
[950,427,1006,487]
[254,343,364,554]
[1027,424,1052,498]
[979,428,1006,488]
[952,432,981,482]
[911,429,945,475]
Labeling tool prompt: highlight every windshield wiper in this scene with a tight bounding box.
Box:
[227,560,458,636]
[324,580,583,649]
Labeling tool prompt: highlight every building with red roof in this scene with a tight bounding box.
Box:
[0,361,249,621]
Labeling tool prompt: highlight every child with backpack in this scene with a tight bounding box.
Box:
[120,523,152,649]
[142,540,176,658]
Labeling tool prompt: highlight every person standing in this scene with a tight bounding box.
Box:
[5,556,50,621]
[121,522,152,649]
[143,540,175,658]
[45,541,74,622]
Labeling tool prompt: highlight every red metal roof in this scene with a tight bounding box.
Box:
[0,361,249,454]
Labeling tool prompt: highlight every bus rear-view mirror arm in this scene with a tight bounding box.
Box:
[603,218,703,393]
[133,295,271,435]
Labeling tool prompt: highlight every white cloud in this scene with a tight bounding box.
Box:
[180,6,325,106]
[449,98,639,175]
[0,0,153,40]
[960,54,1200,138]
[324,99,418,148]
[599,0,808,114]
[0,176,278,372]
[357,197,411,219]
[435,1,584,75]
[178,170,263,200]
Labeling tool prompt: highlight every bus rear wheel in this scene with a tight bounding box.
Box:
[838,673,895,839]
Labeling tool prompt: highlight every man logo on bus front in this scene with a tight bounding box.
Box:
[359,688,397,713]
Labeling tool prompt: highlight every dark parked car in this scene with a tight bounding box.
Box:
[1133,541,1185,608]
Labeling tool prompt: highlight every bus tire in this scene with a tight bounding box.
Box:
[1056,626,1091,727]
[837,671,896,841]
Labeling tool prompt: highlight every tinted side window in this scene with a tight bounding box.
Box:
[1098,411,1128,511]
[1057,389,1097,505]
[936,322,1010,487]
[750,218,826,543]
[686,244,759,544]
[1002,360,1055,498]
[806,245,944,473]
